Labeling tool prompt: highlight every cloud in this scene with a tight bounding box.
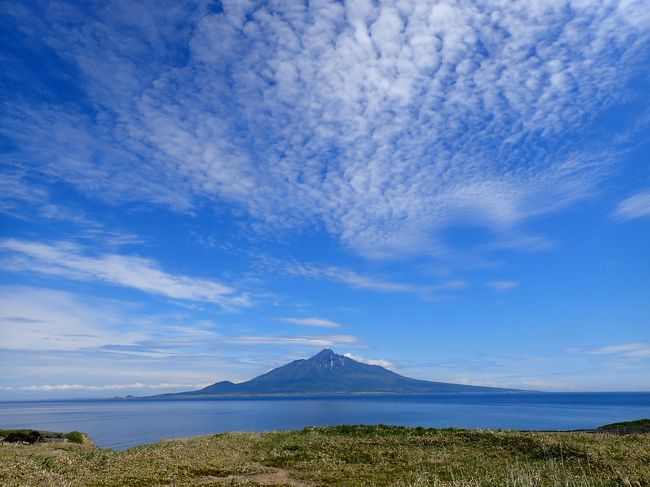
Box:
[0,383,208,392]
[285,263,416,293]
[488,280,519,291]
[276,317,343,328]
[0,286,146,351]
[0,285,359,353]
[614,190,650,221]
[0,285,363,396]
[344,353,395,370]
[3,1,649,257]
[0,170,49,215]
[281,261,466,299]
[576,342,650,358]
[222,335,359,347]
[0,239,251,308]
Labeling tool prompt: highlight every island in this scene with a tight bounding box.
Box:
[149,348,520,399]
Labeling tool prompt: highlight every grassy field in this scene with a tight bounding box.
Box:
[1,425,649,486]
[597,419,650,435]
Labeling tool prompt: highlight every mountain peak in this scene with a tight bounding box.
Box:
[311,348,338,360]
[307,348,347,370]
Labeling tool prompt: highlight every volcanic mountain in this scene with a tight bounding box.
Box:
[154,349,517,397]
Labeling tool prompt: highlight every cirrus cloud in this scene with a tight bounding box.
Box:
[0,239,251,308]
[276,317,344,328]
[0,383,209,392]
[488,280,519,291]
[614,190,650,221]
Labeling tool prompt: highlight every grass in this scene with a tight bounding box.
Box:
[1,425,649,486]
[597,419,650,435]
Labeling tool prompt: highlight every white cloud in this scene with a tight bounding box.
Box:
[0,285,358,353]
[3,0,649,257]
[344,353,395,370]
[0,239,251,308]
[0,383,208,392]
[285,263,416,293]
[223,335,359,347]
[580,342,650,358]
[0,285,363,395]
[0,286,146,351]
[614,190,650,221]
[0,170,48,215]
[276,317,343,328]
[281,261,466,298]
[488,280,519,291]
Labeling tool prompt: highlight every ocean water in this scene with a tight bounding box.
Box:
[1,392,648,450]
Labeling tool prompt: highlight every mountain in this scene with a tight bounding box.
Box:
[152,349,518,398]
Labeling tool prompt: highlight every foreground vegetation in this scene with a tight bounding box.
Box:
[1,425,649,486]
[0,429,88,445]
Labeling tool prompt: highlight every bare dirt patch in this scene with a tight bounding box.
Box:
[197,465,312,486]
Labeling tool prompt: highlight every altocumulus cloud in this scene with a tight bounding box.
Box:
[2,0,650,257]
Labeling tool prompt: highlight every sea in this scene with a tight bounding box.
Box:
[1,392,648,450]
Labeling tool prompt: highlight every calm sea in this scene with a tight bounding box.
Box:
[1,392,648,450]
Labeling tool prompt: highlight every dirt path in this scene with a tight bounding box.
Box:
[197,465,312,486]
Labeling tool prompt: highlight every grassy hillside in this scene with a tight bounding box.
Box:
[1,425,649,486]
[597,419,650,435]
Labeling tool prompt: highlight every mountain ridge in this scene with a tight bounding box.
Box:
[149,349,521,398]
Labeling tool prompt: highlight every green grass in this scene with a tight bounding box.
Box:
[1,425,649,486]
[597,419,650,434]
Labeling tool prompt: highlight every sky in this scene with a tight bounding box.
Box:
[1,0,649,399]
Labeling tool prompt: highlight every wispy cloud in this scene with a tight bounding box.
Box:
[0,285,359,354]
[281,261,466,299]
[488,280,519,292]
[0,285,363,396]
[276,317,343,328]
[0,239,251,308]
[0,383,208,392]
[613,190,650,221]
[221,335,359,347]
[344,353,395,370]
[570,342,650,358]
[0,170,49,215]
[0,286,146,351]
[2,1,648,257]
[285,263,416,293]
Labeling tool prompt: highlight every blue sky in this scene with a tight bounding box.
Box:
[1,0,649,398]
